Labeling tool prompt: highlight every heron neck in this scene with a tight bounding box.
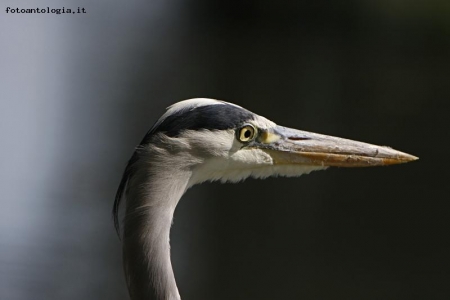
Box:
[123,169,190,300]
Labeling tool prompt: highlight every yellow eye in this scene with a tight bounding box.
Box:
[238,124,256,142]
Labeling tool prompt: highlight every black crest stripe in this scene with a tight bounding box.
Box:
[151,104,255,138]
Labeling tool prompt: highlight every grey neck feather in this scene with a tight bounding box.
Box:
[123,150,192,300]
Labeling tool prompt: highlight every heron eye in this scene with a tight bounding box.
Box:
[238,125,256,142]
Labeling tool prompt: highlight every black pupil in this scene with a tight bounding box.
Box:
[244,129,251,138]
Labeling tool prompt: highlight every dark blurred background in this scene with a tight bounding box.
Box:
[1,0,449,299]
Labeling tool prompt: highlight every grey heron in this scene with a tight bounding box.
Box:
[114,98,417,300]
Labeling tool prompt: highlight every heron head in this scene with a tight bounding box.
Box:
[114,98,417,234]
[135,98,417,187]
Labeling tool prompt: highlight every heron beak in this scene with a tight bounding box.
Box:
[256,126,418,167]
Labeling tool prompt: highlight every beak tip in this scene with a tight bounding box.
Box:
[404,154,419,162]
[383,151,418,166]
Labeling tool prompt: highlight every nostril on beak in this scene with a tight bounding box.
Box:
[287,137,310,141]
